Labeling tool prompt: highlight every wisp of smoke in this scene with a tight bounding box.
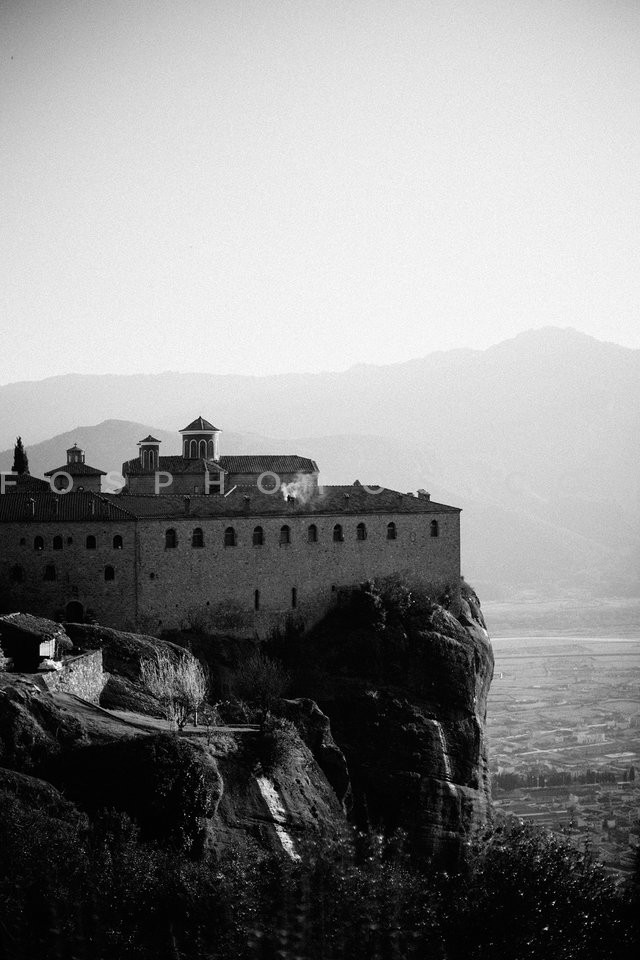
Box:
[280,472,316,505]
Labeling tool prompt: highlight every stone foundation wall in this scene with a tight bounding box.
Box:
[40,649,105,702]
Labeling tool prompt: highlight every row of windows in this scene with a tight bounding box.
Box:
[23,521,440,554]
[11,564,116,583]
[165,520,439,548]
[30,535,124,551]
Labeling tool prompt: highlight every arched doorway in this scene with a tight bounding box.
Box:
[65,600,84,623]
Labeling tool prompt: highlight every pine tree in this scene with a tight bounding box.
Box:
[12,436,29,475]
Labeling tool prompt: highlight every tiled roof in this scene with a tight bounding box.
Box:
[105,485,460,519]
[139,435,161,443]
[219,455,319,474]
[122,454,318,477]
[122,456,226,476]
[180,416,219,433]
[0,491,136,523]
[1,473,49,493]
[44,463,106,477]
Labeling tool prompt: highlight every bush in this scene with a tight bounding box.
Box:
[233,651,291,714]
[254,717,299,773]
[141,650,208,728]
[439,818,635,960]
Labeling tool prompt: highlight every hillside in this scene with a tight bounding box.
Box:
[1,328,638,599]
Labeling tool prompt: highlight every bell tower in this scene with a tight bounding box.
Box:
[137,435,161,470]
[179,416,221,461]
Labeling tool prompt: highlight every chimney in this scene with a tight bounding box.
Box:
[28,497,35,518]
[417,489,431,501]
[184,496,191,515]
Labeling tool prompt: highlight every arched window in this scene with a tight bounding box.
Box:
[43,564,56,581]
[254,589,260,611]
[104,565,115,581]
[291,587,298,609]
[10,565,24,583]
[192,527,204,548]
[165,528,177,549]
[280,524,291,545]
[356,522,367,541]
[333,524,344,542]
[199,439,207,458]
[308,524,318,543]
[430,519,439,538]
[253,525,264,546]
[34,536,44,551]
[189,440,197,458]
[113,535,123,549]
[208,439,214,458]
[224,526,236,547]
[386,522,397,541]
[86,535,97,550]
[53,535,63,550]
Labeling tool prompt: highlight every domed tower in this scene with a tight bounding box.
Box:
[137,435,161,470]
[179,417,221,461]
[44,444,106,493]
[66,443,84,465]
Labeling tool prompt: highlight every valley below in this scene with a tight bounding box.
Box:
[487,619,640,880]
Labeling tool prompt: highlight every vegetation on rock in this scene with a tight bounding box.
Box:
[140,649,208,728]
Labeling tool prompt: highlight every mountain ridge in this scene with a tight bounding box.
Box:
[1,327,637,599]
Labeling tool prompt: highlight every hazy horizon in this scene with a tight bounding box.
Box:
[0,323,637,387]
[3,0,640,382]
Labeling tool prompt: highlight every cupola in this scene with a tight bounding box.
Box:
[179,416,221,461]
[138,435,161,470]
[66,444,85,465]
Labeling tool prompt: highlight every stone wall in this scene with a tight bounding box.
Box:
[136,509,460,634]
[40,649,105,702]
[0,509,460,636]
[0,521,138,628]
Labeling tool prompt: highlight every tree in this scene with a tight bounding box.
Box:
[12,436,29,475]
[140,651,208,729]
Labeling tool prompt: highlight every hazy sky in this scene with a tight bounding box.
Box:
[1,0,639,383]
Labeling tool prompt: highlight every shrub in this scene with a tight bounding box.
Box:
[140,650,208,729]
[254,717,299,773]
[233,651,291,714]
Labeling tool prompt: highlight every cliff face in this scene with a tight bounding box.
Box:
[271,578,494,862]
[0,581,492,864]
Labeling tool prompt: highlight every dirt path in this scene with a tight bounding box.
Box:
[52,693,259,740]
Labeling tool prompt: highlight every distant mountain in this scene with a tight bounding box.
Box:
[1,327,638,600]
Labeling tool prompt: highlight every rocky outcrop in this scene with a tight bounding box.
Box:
[0,674,87,773]
[0,582,493,865]
[0,766,84,823]
[273,697,351,808]
[211,722,349,860]
[63,622,189,715]
[274,577,494,863]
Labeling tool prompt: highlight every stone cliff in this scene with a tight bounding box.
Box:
[268,577,494,861]
[0,578,492,863]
